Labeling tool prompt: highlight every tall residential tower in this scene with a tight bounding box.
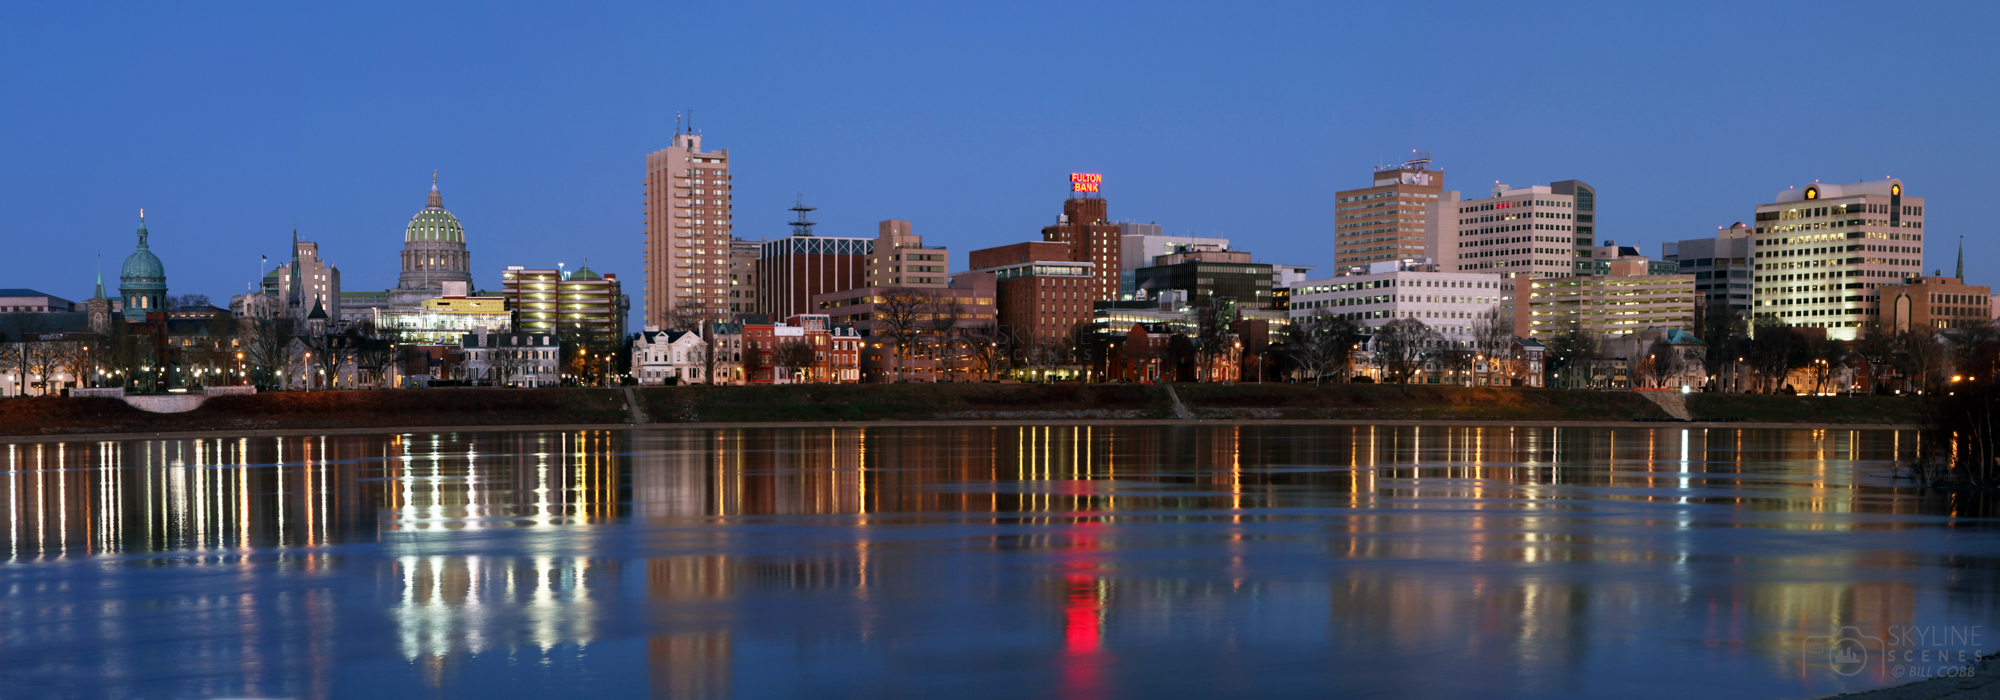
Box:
[644,127,733,328]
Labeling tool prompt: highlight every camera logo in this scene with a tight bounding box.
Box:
[1805,627,1885,676]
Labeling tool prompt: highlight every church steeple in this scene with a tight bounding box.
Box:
[1956,235,1964,280]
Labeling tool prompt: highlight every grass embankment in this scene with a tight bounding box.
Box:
[1174,383,1674,422]
[0,389,629,437]
[636,383,1170,423]
[0,384,1927,439]
[1683,392,1922,425]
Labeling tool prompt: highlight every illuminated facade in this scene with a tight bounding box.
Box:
[1333,156,1449,267]
[644,130,733,328]
[1750,179,1926,340]
[1877,276,1992,331]
[1443,180,1594,277]
[1513,271,1697,338]
[1288,262,1510,341]
[1039,188,1121,305]
[501,264,628,346]
[865,219,948,288]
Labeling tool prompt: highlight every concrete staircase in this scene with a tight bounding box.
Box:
[1633,388,1693,421]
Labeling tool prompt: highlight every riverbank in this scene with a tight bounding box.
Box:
[0,383,1926,440]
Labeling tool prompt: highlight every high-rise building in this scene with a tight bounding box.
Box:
[644,129,733,328]
[755,202,870,320]
[1040,177,1122,303]
[865,220,948,288]
[1443,181,1592,278]
[1662,223,1756,323]
[1333,156,1448,267]
[1750,179,1925,340]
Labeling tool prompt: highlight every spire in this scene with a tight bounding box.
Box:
[136,209,150,248]
[1956,236,1964,280]
[429,171,442,208]
[92,252,105,300]
[287,223,304,311]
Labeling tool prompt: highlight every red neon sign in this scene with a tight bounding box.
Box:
[1070,173,1102,193]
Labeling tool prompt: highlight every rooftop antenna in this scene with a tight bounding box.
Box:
[789,194,817,237]
[675,111,682,135]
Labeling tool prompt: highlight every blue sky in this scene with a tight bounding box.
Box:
[3,1,1995,319]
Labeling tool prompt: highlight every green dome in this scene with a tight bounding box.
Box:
[568,264,602,281]
[120,217,166,288]
[406,207,464,242]
[405,184,464,242]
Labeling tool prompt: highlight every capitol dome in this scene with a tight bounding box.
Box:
[405,183,465,242]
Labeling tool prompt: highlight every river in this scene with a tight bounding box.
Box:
[0,425,1994,699]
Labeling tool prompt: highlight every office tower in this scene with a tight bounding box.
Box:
[1333,155,1448,267]
[1662,223,1756,323]
[1039,177,1121,303]
[1117,225,1228,296]
[866,220,949,288]
[1444,181,1592,278]
[1131,245,1275,309]
[1750,179,1924,340]
[754,201,870,320]
[1550,180,1598,250]
[644,127,733,328]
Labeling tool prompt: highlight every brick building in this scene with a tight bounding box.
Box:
[968,241,1096,345]
[1879,276,1993,331]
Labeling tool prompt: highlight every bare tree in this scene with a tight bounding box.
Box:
[170,294,211,310]
[928,291,965,379]
[961,321,1003,381]
[775,339,817,383]
[741,335,768,383]
[874,287,927,382]
[1289,311,1360,383]
[1542,319,1600,388]
[1191,301,1234,382]
[1435,339,1475,386]
[1374,318,1439,384]
[1472,307,1515,386]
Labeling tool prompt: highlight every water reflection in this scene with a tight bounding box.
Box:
[0,425,1995,699]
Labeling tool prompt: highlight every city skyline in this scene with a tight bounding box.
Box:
[3,2,1995,320]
